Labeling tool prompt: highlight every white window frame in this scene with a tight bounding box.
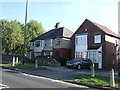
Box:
[45,39,51,47]
[94,35,101,43]
[35,40,41,47]
[75,52,87,58]
[76,35,87,45]
[75,37,78,45]
[56,38,60,45]
[87,50,98,63]
[31,42,34,47]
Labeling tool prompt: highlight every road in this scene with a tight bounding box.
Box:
[2,68,90,88]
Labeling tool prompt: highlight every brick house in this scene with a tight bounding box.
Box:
[71,19,119,69]
[30,22,73,59]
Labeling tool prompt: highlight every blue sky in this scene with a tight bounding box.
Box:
[1,0,119,34]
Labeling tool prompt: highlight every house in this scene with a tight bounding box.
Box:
[71,19,119,69]
[30,22,73,59]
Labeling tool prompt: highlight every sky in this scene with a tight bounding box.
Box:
[1,0,119,34]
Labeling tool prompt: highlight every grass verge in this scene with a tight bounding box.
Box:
[75,74,120,88]
[1,63,48,70]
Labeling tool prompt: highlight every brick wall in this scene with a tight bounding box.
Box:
[53,48,71,58]
[36,57,61,66]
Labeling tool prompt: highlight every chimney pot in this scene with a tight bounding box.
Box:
[55,22,60,29]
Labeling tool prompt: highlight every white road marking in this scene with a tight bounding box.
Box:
[0,84,9,89]
[65,70,73,72]
[21,72,89,88]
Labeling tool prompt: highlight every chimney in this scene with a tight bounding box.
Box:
[55,22,60,29]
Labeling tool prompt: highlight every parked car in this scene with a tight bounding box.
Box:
[66,58,92,69]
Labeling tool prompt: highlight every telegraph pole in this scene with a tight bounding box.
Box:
[23,0,28,64]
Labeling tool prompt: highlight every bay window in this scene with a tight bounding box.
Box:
[87,51,98,63]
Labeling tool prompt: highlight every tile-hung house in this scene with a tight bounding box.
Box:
[30,22,73,59]
[71,19,119,69]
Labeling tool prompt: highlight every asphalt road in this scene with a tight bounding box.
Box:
[2,68,90,88]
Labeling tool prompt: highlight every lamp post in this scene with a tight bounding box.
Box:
[110,41,118,87]
[23,0,28,65]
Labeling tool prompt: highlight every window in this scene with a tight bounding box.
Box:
[56,38,60,45]
[75,52,86,58]
[44,51,51,56]
[35,41,40,47]
[45,39,51,46]
[31,42,34,46]
[94,35,101,43]
[75,37,78,45]
[87,51,98,63]
[76,35,87,45]
[35,52,41,56]
[83,52,87,58]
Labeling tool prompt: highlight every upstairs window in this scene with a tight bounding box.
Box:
[75,35,87,45]
[31,42,34,46]
[35,41,41,47]
[56,38,60,45]
[75,37,78,45]
[32,42,34,46]
[45,39,51,46]
[94,35,101,43]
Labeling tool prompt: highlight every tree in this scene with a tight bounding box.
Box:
[10,20,24,54]
[26,20,45,51]
[1,20,24,55]
[1,19,45,56]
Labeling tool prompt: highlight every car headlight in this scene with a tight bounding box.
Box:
[67,61,69,63]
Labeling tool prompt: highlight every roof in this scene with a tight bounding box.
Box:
[88,46,101,50]
[72,19,119,39]
[87,19,118,38]
[30,27,73,42]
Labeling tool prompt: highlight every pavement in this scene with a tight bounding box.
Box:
[23,63,120,80]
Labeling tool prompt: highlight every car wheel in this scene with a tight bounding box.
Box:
[67,66,70,68]
[77,64,81,69]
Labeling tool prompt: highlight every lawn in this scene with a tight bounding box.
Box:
[75,74,120,88]
[2,63,48,70]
